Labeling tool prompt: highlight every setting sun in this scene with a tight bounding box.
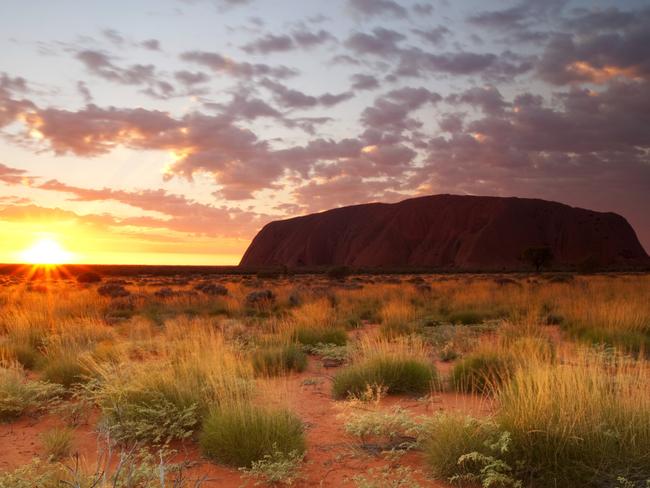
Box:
[19,237,73,265]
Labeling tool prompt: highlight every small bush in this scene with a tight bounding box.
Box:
[240,447,304,486]
[41,427,74,460]
[97,393,199,445]
[332,357,436,399]
[194,282,228,296]
[295,326,347,346]
[200,404,306,467]
[0,459,63,488]
[97,282,130,298]
[451,352,514,394]
[449,431,523,487]
[0,368,64,422]
[252,344,307,376]
[344,406,425,452]
[305,343,349,367]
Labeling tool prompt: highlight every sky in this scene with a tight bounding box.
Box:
[0,0,649,264]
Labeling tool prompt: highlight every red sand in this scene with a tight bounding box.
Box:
[0,352,494,487]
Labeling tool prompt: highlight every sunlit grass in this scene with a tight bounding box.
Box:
[0,272,648,484]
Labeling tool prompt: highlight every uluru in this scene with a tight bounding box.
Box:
[240,195,648,270]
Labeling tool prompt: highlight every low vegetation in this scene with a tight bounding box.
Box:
[0,367,63,421]
[252,343,307,376]
[451,351,515,394]
[0,272,649,486]
[333,357,436,399]
[200,403,306,468]
[41,427,74,460]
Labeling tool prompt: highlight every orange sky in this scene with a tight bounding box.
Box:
[1,1,649,264]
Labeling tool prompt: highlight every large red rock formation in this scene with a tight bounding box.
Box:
[240,195,648,269]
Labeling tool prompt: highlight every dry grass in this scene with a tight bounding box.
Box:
[0,272,649,485]
[497,349,650,485]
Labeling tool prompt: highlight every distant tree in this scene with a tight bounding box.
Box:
[522,246,554,272]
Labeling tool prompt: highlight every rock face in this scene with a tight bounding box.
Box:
[240,195,648,269]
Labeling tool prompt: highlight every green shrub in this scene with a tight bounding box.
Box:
[41,427,74,460]
[0,368,64,422]
[240,447,304,486]
[449,431,523,487]
[304,343,349,366]
[451,352,514,394]
[97,393,199,445]
[0,459,63,488]
[252,344,307,376]
[332,357,436,399]
[295,327,347,346]
[344,406,425,452]
[200,404,306,467]
[41,355,89,388]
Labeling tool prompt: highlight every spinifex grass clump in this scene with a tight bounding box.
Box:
[562,291,650,355]
[199,402,306,468]
[41,353,89,389]
[332,358,435,399]
[41,427,74,461]
[337,291,382,327]
[451,351,515,394]
[294,326,347,346]
[496,352,650,487]
[88,320,253,444]
[291,299,348,346]
[423,413,500,480]
[252,343,307,376]
[379,298,420,337]
[427,349,650,487]
[332,336,437,399]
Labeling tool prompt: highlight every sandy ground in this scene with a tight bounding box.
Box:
[0,319,515,486]
[0,353,494,487]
